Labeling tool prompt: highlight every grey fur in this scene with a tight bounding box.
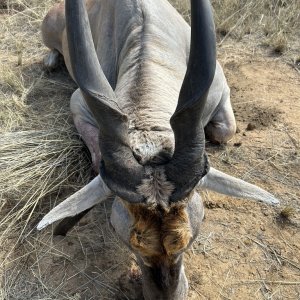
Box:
[137,167,175,208]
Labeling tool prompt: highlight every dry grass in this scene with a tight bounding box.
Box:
[0,2,93,298]
[173,0,300,55]
[0,0,299,299]
[0,0,91,289]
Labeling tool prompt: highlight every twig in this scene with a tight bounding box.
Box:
[285,131,299,149]
[238,280,300,286]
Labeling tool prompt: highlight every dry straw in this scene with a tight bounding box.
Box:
[0,0,90,268]
[175,0,300,54]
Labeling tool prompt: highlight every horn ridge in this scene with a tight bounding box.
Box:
[65,0,115,101]
[65,0,145,203]
[175,0,216,115]
[166,0,216,202]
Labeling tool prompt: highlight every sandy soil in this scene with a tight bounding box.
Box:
[2,45,299,300]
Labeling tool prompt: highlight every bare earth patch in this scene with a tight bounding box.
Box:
[0,1,300,300]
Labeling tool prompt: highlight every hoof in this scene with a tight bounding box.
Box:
[43,49,61,70]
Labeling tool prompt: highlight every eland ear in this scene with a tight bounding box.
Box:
[198,167,280,206]
[37,175,112,230]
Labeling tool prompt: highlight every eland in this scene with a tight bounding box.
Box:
[38,0,279,299]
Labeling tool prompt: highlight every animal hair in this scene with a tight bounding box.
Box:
[126,202,192,265]
[161,205,192,256]
[129,130,174,165]
[137,166,175,208]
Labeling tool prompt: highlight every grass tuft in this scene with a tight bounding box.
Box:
[172,0,300,54]
[279,206,296,221]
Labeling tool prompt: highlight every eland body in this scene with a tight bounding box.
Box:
[39,0,279,299]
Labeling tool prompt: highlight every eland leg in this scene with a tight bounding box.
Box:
[41,2,65,69]
[205,87,236,144]
[70,88,101,173]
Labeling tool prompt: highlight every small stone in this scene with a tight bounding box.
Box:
[262,210,269,216]
[260,225,266,231]
[246,123,256,131]
[234,142,242,147]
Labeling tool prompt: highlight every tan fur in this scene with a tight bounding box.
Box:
[129,205,163,259]
[126,201,192,265]
[162,205,192,256]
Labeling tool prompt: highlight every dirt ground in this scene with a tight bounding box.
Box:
[2,45,299,300]
[1,2,300,300]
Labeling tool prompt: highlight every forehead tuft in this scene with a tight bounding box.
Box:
[137,166,175,208]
